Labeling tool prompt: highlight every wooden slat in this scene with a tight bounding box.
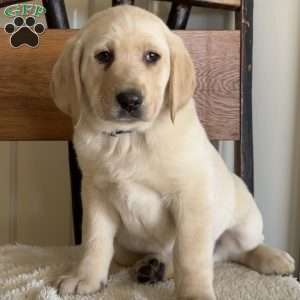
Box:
[180,31,240,140]
[0,30,73,141]
[0,29,240,141]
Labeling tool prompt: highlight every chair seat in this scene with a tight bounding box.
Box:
[1,244,299,300]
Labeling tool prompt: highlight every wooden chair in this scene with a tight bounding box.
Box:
[0,0,253,245]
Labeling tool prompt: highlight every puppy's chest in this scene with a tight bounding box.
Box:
[116,186,165,227]
[114,183,175,250]
[82,135,170,186]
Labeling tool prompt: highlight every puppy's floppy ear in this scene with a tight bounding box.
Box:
[167,32,196,122]
[50,36,82,124]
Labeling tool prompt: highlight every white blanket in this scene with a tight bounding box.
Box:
[1,244,299,300]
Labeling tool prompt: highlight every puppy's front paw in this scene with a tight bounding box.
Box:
[56,273,107,295]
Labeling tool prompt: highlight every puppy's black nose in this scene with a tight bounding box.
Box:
[116,89,143,113]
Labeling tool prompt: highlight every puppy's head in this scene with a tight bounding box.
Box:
[51,5,195,131]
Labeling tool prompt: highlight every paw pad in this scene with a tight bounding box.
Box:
[136,258,165,284]
[4,16,45,48]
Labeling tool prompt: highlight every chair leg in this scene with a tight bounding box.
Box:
[167,0,192,30]
[234,10,241,175]
[0,0,30,8]
[234,9,241,30]
[235,0,254,195]
[112,0,134,6]
[68,141,83,245]
[42,0,69,28]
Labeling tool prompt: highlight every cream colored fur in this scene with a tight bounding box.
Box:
[51,5,295,300]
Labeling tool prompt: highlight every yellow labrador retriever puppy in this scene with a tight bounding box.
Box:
[51,5,295,300]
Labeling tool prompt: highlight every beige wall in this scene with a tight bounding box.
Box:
[252,0,300,262]
[0,142,10,244]
[0,1,299,265]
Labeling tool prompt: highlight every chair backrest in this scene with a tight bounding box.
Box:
[0,29,240,141]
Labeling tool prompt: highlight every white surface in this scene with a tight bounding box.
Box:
[1,244,300,300]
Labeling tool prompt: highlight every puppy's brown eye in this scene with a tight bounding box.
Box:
[144,51,160,64]
[95,50,114,64]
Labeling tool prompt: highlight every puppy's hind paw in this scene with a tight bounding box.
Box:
[260,249,295,275]
[133,256,166,284]
[240,244,295,276]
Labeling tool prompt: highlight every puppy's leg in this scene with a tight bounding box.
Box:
[57,181,119,295]
[215,205,295,275]
[172,189,216,300]
[237,244,295,275]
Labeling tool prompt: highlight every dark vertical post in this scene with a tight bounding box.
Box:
[234,9,241,30]
[234,10,241,175]
[43,0,83,244]
[112,0,134,6]
[67,142,82,245]
[236,0,254,194]
[167,0,191,30]
[42,0,69,28]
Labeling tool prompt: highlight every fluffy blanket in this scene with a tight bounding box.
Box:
[1,244,300,300]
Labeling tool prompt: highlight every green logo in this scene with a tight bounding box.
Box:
[4,4,46,48]
[4,3,46,18]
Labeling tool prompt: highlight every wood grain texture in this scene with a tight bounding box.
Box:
[0,30,73,141]
[0,29,240,141]
[180,31,240,140]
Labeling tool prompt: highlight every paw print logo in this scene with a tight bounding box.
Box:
[4,16,45,48]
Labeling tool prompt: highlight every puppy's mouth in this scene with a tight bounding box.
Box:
[102,129,133,137]
[99,108,145,123]
[117,108,143,121]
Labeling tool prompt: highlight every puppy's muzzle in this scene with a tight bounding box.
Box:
[116,89,143,118]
